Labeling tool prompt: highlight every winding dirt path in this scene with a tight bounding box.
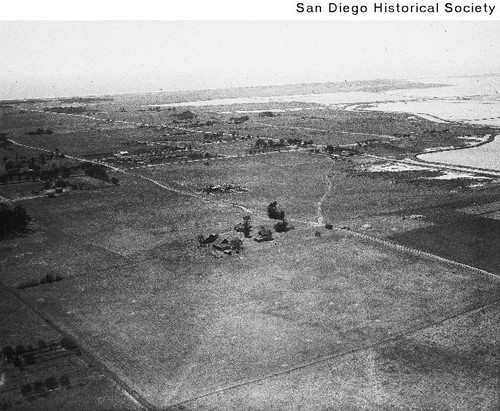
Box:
[7,138,261,219]
[315,166,334,226]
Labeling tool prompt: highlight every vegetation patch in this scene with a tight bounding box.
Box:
[0,204,31,238]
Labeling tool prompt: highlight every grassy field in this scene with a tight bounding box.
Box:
[181,300,500,410]
[17,230,500,408]
[135,151,332,222]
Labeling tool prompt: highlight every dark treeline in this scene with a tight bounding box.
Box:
[0,204,31,237]
[0,164,85,184]
[82,162,108,180]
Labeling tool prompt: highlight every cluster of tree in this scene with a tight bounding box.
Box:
[268,202,292,233]
[2,344,40,367]
[287,138,313,146]
[82,163,118,185]
[251,138,314,153]
[114,148,210,164]
[26,128,53,136]
[267,201,285,220]
[82,163,108,180]
[1,337,74,369]
[0,163,83,185]
[20,375,71,399]
[3,150,64,171]
[0,204,31,237]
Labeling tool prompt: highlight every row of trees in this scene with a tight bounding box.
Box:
[2,336,79,369]
[252,138,315,153]
[20,375,71,399]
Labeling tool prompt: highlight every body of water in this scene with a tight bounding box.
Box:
[418,135,500,172]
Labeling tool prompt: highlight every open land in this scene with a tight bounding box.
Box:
[1,78,500,410]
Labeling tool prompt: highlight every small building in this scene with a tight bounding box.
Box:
[254,227,273,242]
[213,237,243,254]
[198,233,218,246]
[213,238,231,252]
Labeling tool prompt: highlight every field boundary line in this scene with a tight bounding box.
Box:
[335,226,500,281]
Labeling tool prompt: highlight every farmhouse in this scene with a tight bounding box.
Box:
[254,227,273,242]
[213,237,231,252]
[212,237,243,254]
[198,233,218,245]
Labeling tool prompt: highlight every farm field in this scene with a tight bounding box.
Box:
[0,286,142,410]
[17,230,500,408]
[1,78,500,410]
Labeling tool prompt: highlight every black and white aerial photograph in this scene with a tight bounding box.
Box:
[1,19,500,410]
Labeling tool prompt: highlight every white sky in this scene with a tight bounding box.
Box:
[1,21,499,99]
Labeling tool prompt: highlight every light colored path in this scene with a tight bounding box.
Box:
[315,167,334,226]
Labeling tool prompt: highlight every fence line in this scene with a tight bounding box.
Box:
[334,226,500,281]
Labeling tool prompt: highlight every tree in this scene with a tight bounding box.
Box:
[0,204,31,237]
[242,215,252,237]
[83,163,108,180]
[13,205,31,231]
[267,201,285,220]
[274,219,289,233]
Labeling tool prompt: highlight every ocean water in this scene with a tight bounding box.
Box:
[418,134,500,172]
[365,75,500,126]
